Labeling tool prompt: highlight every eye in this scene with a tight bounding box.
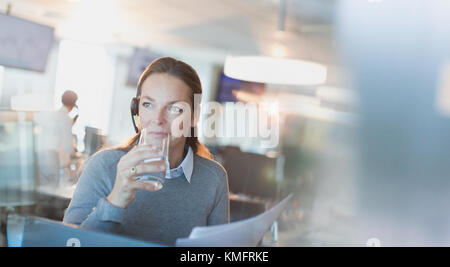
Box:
[142,102,152,108]
[168,105,183,115]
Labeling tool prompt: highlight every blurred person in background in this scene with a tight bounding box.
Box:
[34,90,79,186]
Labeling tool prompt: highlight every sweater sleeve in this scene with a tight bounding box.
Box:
[63,151,125,233]
[207,169,230,226]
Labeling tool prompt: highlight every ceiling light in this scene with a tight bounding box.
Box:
[224,55,327,85]
[272,44,286,58]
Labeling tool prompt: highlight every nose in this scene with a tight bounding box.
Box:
[149,107,166,126]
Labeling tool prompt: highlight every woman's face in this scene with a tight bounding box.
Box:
[138,73,193,147]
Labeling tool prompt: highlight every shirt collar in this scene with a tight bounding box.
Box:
[166,145,194,183]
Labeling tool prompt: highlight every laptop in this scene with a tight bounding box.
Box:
[7,214,164,247]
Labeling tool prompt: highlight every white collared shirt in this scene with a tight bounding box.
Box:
[166,145,194,183]
[33,106,74,167]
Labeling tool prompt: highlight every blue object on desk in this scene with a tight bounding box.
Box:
[7,214,164,247]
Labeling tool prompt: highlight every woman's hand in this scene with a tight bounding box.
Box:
[106,145,165,209]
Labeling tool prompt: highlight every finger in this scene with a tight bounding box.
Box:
[135,161,166,175]
[120,147,164,168]
[131,180,161,192]
[119,161,166,181]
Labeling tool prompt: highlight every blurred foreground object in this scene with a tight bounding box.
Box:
[337,0,450,246]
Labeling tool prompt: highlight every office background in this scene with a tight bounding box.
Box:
[1,0,449,247]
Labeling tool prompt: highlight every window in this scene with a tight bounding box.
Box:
[54,40,115,152]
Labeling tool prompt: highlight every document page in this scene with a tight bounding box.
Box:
[176,194,293,247]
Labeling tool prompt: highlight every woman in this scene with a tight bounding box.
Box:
[63,57,230,246]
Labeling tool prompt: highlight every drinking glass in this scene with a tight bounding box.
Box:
[136,127,170,190]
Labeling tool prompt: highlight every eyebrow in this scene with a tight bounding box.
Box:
[140,95,184,105]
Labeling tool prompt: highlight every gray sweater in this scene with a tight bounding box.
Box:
[63,149,229,246]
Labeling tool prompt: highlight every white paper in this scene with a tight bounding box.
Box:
[175,194,293,247]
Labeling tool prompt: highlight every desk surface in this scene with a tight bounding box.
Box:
[36,184,77,200]
[0,184,77,208]
[0,189,35,208]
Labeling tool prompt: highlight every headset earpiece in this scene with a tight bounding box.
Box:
[130,97,140,133]
[130,97,139,116]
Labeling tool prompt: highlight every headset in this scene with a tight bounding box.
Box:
[130,93,140,133]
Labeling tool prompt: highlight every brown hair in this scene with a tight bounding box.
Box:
[118,57,213,160]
